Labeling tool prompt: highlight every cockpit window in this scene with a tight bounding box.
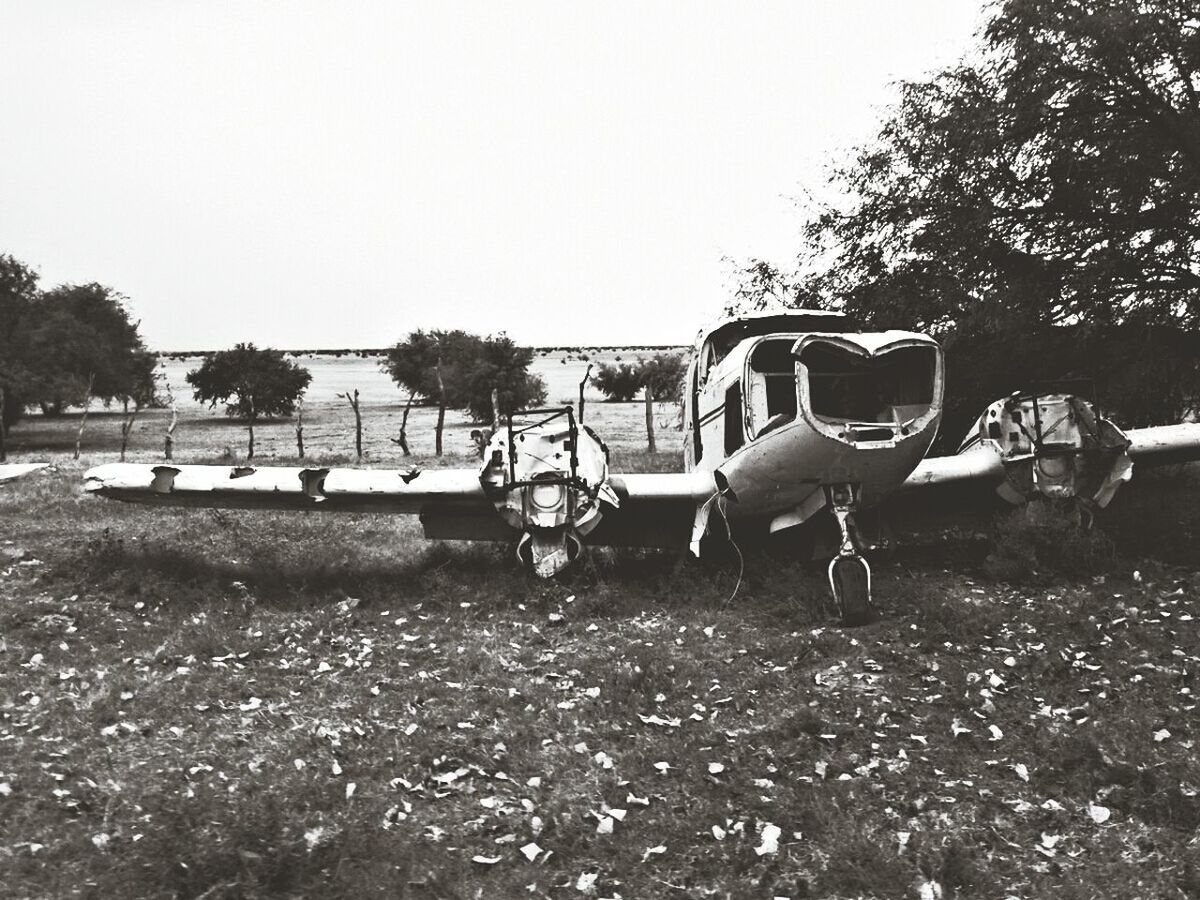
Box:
[747,339,798,436]
[801,343,936,425]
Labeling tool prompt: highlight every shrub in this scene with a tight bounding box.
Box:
[593,362,643,402]
[984,500,1115,582]
[186,344,311,420]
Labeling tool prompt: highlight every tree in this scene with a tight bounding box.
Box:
[748,0,1200,435]
[593,362,643,402]
[0,254,39,436]
[796,0,1200,336]
[453,334,546,423]
[382,330,546,454]
[381,329,450,455]
[594,354,686,403]
[0,260,157,448]
[640,353,687,403]
[187,344,311,459]
[25,284,157,416]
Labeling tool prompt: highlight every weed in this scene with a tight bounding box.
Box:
[985,500,1116,583]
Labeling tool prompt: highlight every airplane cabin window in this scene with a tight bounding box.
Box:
[724,380,745,455]
[748,340,798,436]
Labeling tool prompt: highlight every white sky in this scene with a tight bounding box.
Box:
[2,2,984,351]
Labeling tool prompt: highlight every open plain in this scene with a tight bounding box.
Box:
[3,371,1200,898]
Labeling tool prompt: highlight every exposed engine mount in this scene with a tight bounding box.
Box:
[962,392,1132,507]
[481,407,619,577]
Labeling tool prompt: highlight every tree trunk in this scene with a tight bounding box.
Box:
[435,357,446,457]
[491,388,499,430]
[0,386,6,463]
[119,398,140,462]
[74,372,96,461]
[352,389,362,459]
[645,386,656,453]
[165,397,177,460]
[247,397,256,460]
[295,399,305,459]
[578,363,593,423]
[395,390,414,456]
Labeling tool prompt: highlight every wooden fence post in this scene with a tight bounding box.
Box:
[338,389,362,459]
[295,398,305,459]
[74,372,96,461]
[119,398,140,462]
[578,363,593,423]
[644,385,656,453]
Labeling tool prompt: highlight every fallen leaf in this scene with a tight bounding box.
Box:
[755,823,781,856]
[576,871,598,892]
[1087,804,1111,824]
[639,714,681,728]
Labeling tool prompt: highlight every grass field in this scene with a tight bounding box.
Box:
[3,406,1200,898]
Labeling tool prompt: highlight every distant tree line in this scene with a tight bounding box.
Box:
[734,0,1200,448]
[0,253,156,445]
[0,251,616,460]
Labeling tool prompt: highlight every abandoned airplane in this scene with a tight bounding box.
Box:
[83,311,1200,625]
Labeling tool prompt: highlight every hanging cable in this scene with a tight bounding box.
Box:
[714,490,744,607]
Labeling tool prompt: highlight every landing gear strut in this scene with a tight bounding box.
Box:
[826,485,877,626]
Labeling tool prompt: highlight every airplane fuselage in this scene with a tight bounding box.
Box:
[680,312,944,535]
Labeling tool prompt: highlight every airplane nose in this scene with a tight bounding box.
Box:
[793,334,942,449]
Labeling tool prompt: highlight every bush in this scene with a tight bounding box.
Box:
[984,500,1115,583]
[641,352,686,402]
[186,344,311,419]
[594,353,686,403]
[594,362,643,402]
[382,330,546,423]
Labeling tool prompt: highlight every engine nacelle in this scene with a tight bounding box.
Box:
[963,392,1132,506]
[480,407,619,576]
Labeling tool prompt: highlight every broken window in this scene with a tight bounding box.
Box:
[747,339,799,437]
[801,343,937,426]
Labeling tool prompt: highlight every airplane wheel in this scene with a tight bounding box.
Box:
[830,556,877,627]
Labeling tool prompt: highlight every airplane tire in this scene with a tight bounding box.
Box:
[831,557,877,627]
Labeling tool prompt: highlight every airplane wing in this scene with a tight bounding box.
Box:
[83,460,718,562]
[84,463,493,514]
[901,395,1200,505]
[1124,423,1200,466]
[901,441,1004,489]
[0,463,49,484]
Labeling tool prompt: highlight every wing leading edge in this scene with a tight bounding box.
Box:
[0,463,49,484]
[902,394,1200,505]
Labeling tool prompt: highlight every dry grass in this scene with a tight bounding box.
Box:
[3,414,1200,898]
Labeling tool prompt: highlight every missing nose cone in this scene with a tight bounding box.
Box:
[794,333,943,448]
[517,529,583,578]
